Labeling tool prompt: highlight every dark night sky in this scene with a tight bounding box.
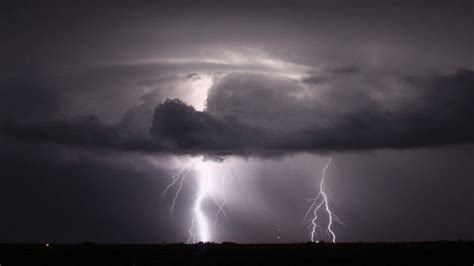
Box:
[1,0,473,243]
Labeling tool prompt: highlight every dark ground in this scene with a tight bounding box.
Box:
[0,241,472,266]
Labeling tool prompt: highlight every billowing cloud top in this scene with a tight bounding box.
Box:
[151,69,474,156]
[4,68,473,157]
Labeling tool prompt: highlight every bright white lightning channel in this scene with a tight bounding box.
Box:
[187,161,211,243]
[302,157,343,243]
[161,156,240,244]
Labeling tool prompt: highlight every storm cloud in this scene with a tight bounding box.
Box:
[4,68,473,157]
[153,69,474,155]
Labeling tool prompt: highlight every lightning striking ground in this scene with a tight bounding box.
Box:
[191,163,210,242]
[163,156,342,243]
[302,157,343,243]
[161,156,240,243]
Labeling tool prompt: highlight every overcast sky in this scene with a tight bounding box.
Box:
[1,0,473,243]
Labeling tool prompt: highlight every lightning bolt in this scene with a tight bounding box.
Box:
[161,156,241,243]
[191,164,211,243]
[187,217,196,244]
[211,172,229,228]
[302,157,343,243]
[161,160,194,218]
[211,157,242,227]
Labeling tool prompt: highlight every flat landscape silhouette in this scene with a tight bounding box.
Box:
[1,241,472,265]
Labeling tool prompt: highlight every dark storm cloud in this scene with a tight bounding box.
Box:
[2,116,158,152]
[5,68,473,156]
[155,69,474,155]
[150,99,263,153]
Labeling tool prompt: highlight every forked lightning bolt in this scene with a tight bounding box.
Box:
[160,161,194,218]
[161,156,240,243]
[302,157,343,243]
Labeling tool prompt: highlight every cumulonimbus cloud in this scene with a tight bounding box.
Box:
[3,68,474,157]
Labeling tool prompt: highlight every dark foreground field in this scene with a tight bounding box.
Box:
[0,241,472,266]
